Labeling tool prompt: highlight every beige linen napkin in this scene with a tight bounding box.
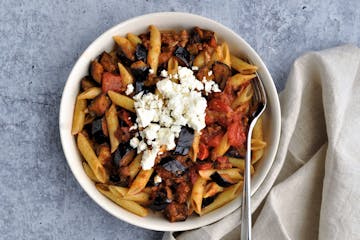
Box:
[163,45,360,240]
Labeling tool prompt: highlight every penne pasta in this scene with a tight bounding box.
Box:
[77,133,108,183]
[230,54,258,74]
[251,139,267,150]
[203,182,224,198]
[127,169,154,195]
[252,116,264,140]
[123,191,151,205]
[107,90,135,112]
[191,177,207,214]
[252,149,264,164]
[126,33,142,47]
[77,87,102,100]
[82,161,99,182]
[128,153,143,181]
[118,62,134,86]
[212,132,231,160]
[113,36,135,60]
[191,132,201,162]
[231,84,254,109]
[147,25,161,73]
[96,184,148,217]
[219,42,231,67]
[229,73,256,89]
[200,181,243,216]
[228,157,255,175]
[105,104,120,153]
[199,168,243,181]
[108,185,150,205]
[108,185,128,197]
[167,57,179,75]
[71,98,87,135]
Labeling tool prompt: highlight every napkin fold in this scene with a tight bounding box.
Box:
[163,45,360,240]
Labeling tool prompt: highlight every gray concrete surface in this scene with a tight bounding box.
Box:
[0,0,359,239]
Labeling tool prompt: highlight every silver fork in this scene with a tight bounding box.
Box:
[240,72,267,240]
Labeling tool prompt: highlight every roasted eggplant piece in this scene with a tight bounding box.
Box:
[90,60,104,83]
[116,50,133,67]
[135,44,147,62]
[212,62,231,90]
[226,146,246,158]
[161,157,187,176]
[113,143,135,168]
[134,81,155,94]
[201,196,215,208]
[174,127,194,155]
[164,202,188,222]
[81,76,99,91]
[174,46,193,67]
[88,94,111,116]
[109,174,120,183]
[91,118,107,143]
[210,172,234,187]
[149,188,172,211]
[130,60,149,82]
[99,51,117,73]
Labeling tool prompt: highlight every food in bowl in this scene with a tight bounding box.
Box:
[71,25,266,222]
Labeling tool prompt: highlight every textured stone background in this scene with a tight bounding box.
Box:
[0,0,359,239]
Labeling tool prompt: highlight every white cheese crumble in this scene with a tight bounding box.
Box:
[154,175,162,184]
[149,68,154,74]
[131,66,220,170]
[125,84,134,95]
[191,66,199,71]
[160,69,168,77]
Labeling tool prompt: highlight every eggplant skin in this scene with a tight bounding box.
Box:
[174,46,193,67]
[161,158,187,176]
[91,118,107,143]
[116,50,133,67]
[134,81,155,94]
[113,143,132,168]
[210,172,233,187]
[149,188,172,211]
[135,44,147,62]
[130,61,149,82]
[174,127,194,155]
[201,196,215,208]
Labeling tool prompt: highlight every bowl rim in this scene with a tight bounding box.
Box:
[59,11,281,231]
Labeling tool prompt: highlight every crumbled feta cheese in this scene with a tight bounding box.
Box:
[132,66,221,169]
[192,66,199,71]
[149,68,154,74]
[208,70,213,76]
[125,84,134,95]
[137,140,147,153]
[136,108,156,128]
[129,123,138,131]
[130,137,140,148]
[203,80,221,95]
[211,83,221,92]
[154,175,162,184]
[157,128,176,150]
[160,69,168,77]
[144,123,160,141]
[141,147,159,170]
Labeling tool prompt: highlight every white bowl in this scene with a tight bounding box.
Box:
[59,12,281,231]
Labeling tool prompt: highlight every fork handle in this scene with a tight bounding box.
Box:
[241,127,253,240]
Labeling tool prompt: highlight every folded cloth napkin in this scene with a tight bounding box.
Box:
[163,45,360,240]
